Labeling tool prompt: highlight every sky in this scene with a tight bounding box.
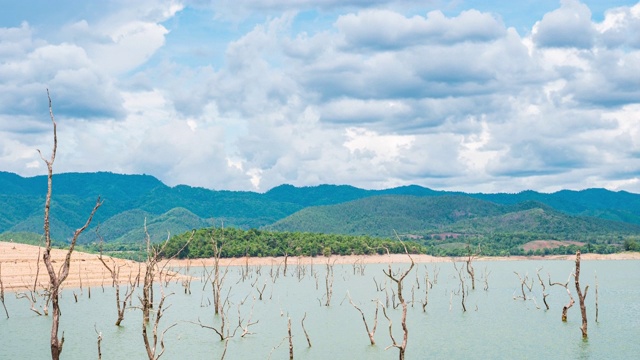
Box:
[1,0,640,194]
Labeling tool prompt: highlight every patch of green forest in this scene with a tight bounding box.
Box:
[157,227,425,259]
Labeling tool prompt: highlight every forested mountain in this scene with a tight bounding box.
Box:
[1,171,639,251]
[268,196,640,239]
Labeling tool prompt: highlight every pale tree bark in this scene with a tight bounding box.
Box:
[287,316,294,360]
[382,238,415,360]
[141,288,176,360]
[97,229,137,326]
[324,258,336,306]
[140,232,190,360]
[465,244,479,290]
[549,272,574,322]
[513,271,533,301]
[453,262,467,312]
[535,268,550,310]
[210,225,228,316]
[301,312,312,347]
[191,290,237,342]
[94,325,102,360]
[39,90,103,360]
[0,263,8,318]
[237,299,259,338]
[594,271,599,323]
[347,291,378,345]
[574,251,589,338]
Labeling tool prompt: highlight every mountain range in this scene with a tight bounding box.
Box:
[1,171,639,246]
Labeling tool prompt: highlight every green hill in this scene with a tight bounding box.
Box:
[267,195,507,236]
[2,171,640,254]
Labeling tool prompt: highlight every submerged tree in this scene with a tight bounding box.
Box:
[0,262,8,318]
[574,251,589,338]
[382,238,415,360]
[39,90,102,359]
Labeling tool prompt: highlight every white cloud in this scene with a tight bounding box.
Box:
[2,0,640,195]
[532,0,596,48]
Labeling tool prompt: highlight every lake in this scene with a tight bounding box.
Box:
[1,258,639,359]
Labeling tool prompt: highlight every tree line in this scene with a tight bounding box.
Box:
[160,227,426,259]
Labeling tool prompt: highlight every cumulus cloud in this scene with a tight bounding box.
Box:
[532,0,596,49]
[2,0,640,194]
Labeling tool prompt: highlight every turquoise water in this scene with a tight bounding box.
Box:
[1,259,638,359]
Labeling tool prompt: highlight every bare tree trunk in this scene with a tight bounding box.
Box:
[595,271,599,323]
[513,271,533,300]
[39,90,102,360]
[288,316,294,360]
[94,326,102,360]
[324,258,335,306]
[549,272,574,322]
[142,289,176,360]
[382,238,415,360]
[0,263,8,318]
[465,244,478,290]
[536,268,549,310]
[301,312,312,347]
[574,251,589,338]
[98,230,136,326]
[211,226,227,316]
[453,262,467,312]
[347,292,378,345]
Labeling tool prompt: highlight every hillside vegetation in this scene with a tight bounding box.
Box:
[2,171,640,257]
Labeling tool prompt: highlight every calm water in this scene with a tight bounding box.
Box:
[1,259,639,359]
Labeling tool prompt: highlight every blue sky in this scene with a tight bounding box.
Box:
[1,0,639,193]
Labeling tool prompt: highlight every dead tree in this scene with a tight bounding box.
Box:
[324,258,335,306]
[574,251,589,338]
[39,90,103,360]
[287,316,294,360]
[0,263,8,318]
[347,291,378,345]
[382,240,415,360]
[549,272,574,322]
[94,325,102,360]
[238,298,259,338]
[16,246,49,316]
[535,268,549,310]
[192,289,237,342]
[513,271,533,300]
[141,226,192,325]
[141,288,176,360]
[182,260,192,294]
[465,244,479,290]
[420,267,432,312]
[210,226,227,316]
[481,266,491,291]
[97,230,137,326]
[594,271,599,323]
[453,262,467,312]
[301,312,312,348]
[141,222,160,324]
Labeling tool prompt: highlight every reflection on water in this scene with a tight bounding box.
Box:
[1,259,639,359]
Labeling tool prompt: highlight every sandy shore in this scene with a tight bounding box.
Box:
[1,241,638,291]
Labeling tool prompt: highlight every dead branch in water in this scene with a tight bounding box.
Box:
[549,272,574,322]
[536,268,549,310]
[0,263,8,318]
[574,251,589,338]
[381,235,415,360]
[347,291,378,345]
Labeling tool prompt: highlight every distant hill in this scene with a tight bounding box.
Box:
[268,195,507,236]
[268,195,640,239]
[1,171,640,249]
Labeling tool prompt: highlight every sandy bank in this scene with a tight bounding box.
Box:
[1,241,638,291]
